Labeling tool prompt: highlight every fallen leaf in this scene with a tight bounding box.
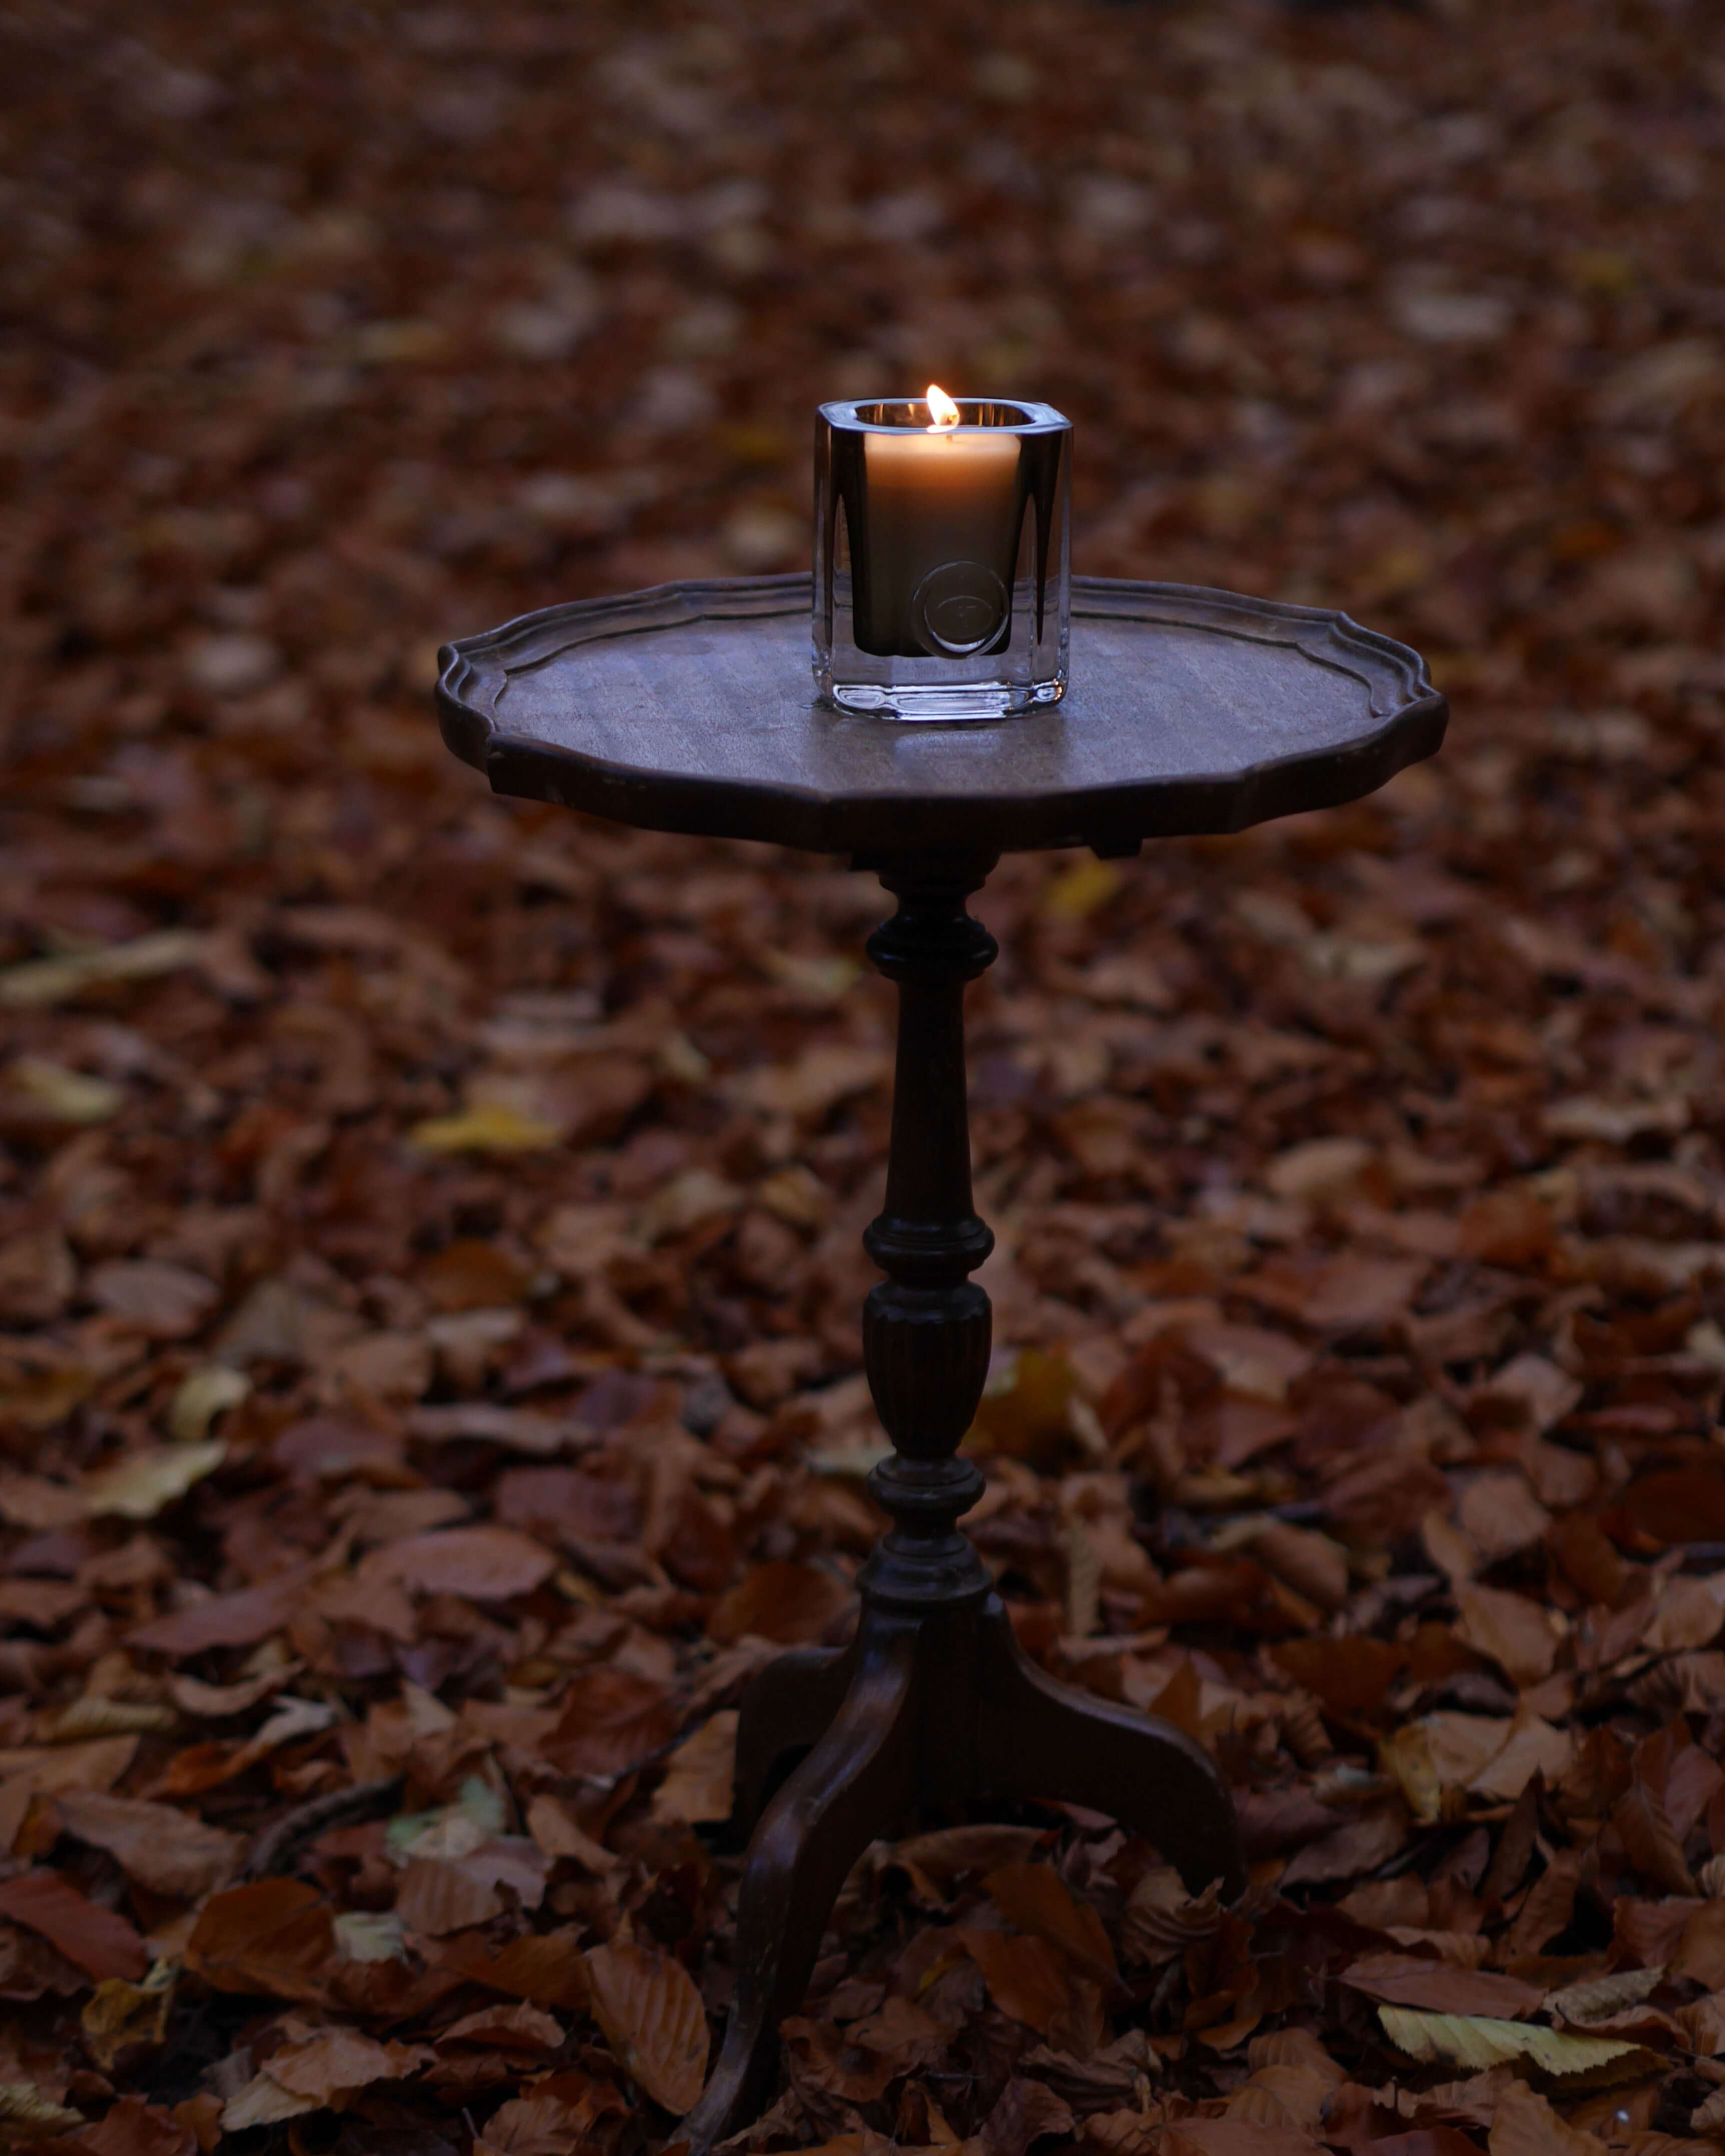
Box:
[410,1101,565,1153]
[184,1879,333,2002]
[0,1870,147,1980]
[81,1960,177,2070]
[707,1560,853,1645]
[542,1666,677,1778]
[1486,2077,1608,2154]
[371,1525,557,1601]
[652,1711,737,1824]
[1456,1582,1558,1685]
[984,1859,1118,1983]
[1379,2005,1659,2079]
[584,1936,708,2112]
[81,1442,225,1519]
[1342,1953,1543,2018]
[55,1790,242,1899]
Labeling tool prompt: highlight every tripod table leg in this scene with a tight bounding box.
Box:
[973,1600,1245,1900]
[728,1641,854,1838]
[682,1621,919,2152]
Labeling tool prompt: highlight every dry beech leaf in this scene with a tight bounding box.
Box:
[958,1924,1096,2046]
[0,1870,147,1981]
[707,1559,852,1645]
[80,1441,226,1520]
[1342,1953,1543,2018]
[652,1711,737,1825]
[542,1666,677,1779]
[1456,1582,1559,1685]
[369,1524,557,1601]
[55,1790,242,1900]
[0,2082,86,2140]
[185,1879,334,2002]
[435,1928,591,2012]
[583,1937,708,2113]
[81,1960,176,2070]
[1269,1635,1405,1715]
[984,1859,1118,1983]
[1379,2005,1660,2080]
[1547,1966,1668,2025]
[1487,2076,1609,2154]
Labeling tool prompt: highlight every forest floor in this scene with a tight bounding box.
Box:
[5,1,1725,2150]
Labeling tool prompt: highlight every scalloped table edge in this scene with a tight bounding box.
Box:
[435,573,1448,859]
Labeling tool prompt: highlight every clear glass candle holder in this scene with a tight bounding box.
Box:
[812,396,1071,721]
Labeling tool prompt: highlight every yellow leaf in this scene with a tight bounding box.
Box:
[0,929,208,1008]
[169,1365,250,1443]
[1379,2006,1658,2081]
[760,950,861,1002]
[409,1102,564,1154]
[81,1959,176,2070]
[1039,856,1122,923]
[81,1440,226,1520]
[0,2081,87,2139]
[3,1057,123,1125]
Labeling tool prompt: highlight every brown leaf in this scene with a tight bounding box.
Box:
[370,1524,557,1601]
[1487,2077,1608,2155]
[1246,1253,1428,1335]
[184,1879,333,2002]
[77,2094,195,2156]
[434,1928,591,2011]
[474,2074,628,2156]
[984,1860,1118,1983]
[129,1577,302,1657]
[1673,1900,1725,1990]
[1270,1635,1405,1716]
[1162,2118,1324,2154]
[707,1559,852,1645]
[959,1925,1095,2044]
[1341,1953,1543,2018]
[55,1791,241,1900]
[1456,1583,1557,1686]
[1623,1469,1725,1546]
[978,2074,1077,2156]
[1614,1781,1697,1896]
[542,1667,677,1778]
[584,1936,708,2113]
[0,1870,147,1980]
[435,2000,564,2057]
[651,1711,737,1825]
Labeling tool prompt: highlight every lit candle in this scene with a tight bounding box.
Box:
[813,390,1071,720]
[856,387,1024,658]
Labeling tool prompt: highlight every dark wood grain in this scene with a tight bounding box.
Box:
[437,573,1446,856]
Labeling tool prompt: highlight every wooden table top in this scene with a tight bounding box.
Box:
[435,574,1446,857]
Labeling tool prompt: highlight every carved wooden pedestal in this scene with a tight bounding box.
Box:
[681,852,1242,2149]
[433,572,1447,2149]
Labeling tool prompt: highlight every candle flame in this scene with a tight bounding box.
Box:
[925,384,960,432]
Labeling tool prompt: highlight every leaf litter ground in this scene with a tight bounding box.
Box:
[6,1,1725,2151]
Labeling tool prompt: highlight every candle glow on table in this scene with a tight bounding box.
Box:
[812,389,1072,721]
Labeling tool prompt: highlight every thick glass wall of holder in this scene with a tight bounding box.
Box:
[812,397,1071,722]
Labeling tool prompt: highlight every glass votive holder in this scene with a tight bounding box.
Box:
[812,394,1071,722]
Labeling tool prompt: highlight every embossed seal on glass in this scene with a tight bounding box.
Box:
[812,392,1071,722]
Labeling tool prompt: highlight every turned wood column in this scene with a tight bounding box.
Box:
[858,851,1000,1610]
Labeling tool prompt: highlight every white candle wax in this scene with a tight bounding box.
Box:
[858,421,1022,658]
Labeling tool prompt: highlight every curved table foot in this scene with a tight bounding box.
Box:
[682,1620,919,2153]
[973,1599,1244,1899]
[729,1642,853,1840]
